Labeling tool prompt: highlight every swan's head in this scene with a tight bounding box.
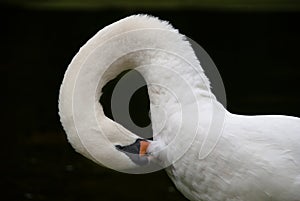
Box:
[115,138,150,166]
[59,64,159,172]
[59,82,158,172]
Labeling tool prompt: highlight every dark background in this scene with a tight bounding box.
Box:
[1,2,300,201]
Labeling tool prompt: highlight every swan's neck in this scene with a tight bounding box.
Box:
[135,50,214,103]
[129,50,217,157]
[96,34,218,164]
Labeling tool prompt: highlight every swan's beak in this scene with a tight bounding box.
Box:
[139,140,150,157]
[115,139,150,166]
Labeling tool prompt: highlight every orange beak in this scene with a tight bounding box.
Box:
[139,140,150,157]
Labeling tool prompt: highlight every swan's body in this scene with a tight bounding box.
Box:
[59,15,300,200]
[166,113,300,200]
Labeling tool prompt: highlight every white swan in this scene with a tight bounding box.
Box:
[59,15,300,200]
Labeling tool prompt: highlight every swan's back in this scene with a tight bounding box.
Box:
[167,113,300,201]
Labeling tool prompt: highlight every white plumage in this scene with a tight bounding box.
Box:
[59,15,300,200]
[167,114,300,200]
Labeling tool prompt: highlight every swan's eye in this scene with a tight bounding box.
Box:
[115,139,150,166]
[100,69,153,140]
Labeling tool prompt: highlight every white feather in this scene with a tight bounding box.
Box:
[59,14,300,200]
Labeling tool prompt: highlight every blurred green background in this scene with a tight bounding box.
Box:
[1,0,300,201]
[4,0,300,11]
